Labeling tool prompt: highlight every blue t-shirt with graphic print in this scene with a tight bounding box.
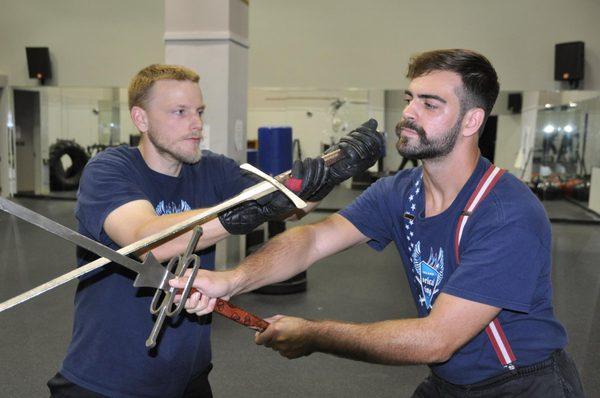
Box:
[60,146,255,398]
[339,156,567,385]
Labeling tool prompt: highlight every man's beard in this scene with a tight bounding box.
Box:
[146,127,202,164]
[395,113,464,160]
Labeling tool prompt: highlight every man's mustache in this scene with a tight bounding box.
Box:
[396,120,427,138]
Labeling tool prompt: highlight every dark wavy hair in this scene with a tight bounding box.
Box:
[407,49,499,130]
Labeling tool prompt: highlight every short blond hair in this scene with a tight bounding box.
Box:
[128,64,200,110]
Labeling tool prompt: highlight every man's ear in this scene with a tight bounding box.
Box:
[131,106,149,133]
[461,108,485,138]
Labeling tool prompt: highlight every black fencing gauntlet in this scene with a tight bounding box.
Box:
[303,118,384,201]
[219,119,384,234]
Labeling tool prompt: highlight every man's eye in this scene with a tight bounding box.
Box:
[404,97,412,104]
[198,110,204,117]
[424,102,437,110]
[175,109,185,115]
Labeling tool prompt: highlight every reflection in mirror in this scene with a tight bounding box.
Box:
[6,83,600,222]
[249,88,599,221]
[528,91,600,221]
[7,86,136,198]
[248,88,383,161]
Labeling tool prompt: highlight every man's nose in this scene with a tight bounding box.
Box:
[402,100,417,121]
[190,113,203,133]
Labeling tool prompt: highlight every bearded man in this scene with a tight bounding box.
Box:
[174,50,585,397]
[48,64,382,398]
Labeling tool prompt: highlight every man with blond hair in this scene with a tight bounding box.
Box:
[47,64,384,397]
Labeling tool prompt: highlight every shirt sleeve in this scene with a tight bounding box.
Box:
[75,156,146,243]
[338,177,396,251]
[442,202,549,313]
[210,154,258,200]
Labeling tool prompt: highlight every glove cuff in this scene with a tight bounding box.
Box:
[218,203,266,235]
[307,181,335,202]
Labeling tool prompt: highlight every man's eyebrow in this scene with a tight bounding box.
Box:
[404,90,447,104]
[175,104,206,110]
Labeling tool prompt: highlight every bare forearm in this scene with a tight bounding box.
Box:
[231,214,367,295]
[256,293,497,365]
[231,225,318,295]
[304,318,450,365]
[137,213,229,262]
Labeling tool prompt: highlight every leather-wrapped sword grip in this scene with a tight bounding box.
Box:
[215,298,269,332]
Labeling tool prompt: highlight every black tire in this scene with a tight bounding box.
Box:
[49,139,90,191]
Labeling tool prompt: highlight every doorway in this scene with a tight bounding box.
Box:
[13,89,40,195]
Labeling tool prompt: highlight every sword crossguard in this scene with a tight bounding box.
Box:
[239,163,307,209]
[145,226,204,349]
[148,254,201,318]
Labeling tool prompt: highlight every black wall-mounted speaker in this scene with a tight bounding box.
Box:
[554,41,584,82]
[25,47,52,82]
[507,93,522,114]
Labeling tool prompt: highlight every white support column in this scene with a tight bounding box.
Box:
[164,0,249,163]
[0,75,16,197]
[164,0,249,266]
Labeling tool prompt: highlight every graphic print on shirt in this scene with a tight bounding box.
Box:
[155,200,192,215]
[411,242,445,309]
[403,174,445,310]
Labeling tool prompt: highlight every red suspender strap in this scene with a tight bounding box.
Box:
[453,164,517,370]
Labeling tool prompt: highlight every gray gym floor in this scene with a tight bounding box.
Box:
[0,190,598,397]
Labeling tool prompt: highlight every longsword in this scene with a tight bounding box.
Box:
[0,150,345,313]
[0,199,267,346]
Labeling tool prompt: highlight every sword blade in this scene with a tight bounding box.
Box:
[0,149,347,313]
[0,251,118,312]
[0,179,276,313]
[0,197,152,276]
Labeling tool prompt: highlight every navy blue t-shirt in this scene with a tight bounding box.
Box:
[339,157,567,385]
[61,147,254,398]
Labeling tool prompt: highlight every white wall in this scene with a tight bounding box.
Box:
[2,0,600,188]
[0,0,164,87]
[248,0,600,91]
[2,0,600,91]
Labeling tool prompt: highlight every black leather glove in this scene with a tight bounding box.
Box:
[218,158,328,235]
[286,157,330,201]
[218,191,292,235]
[282,120,384,202]
[327,118,384,186]
[219,120,383,234]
